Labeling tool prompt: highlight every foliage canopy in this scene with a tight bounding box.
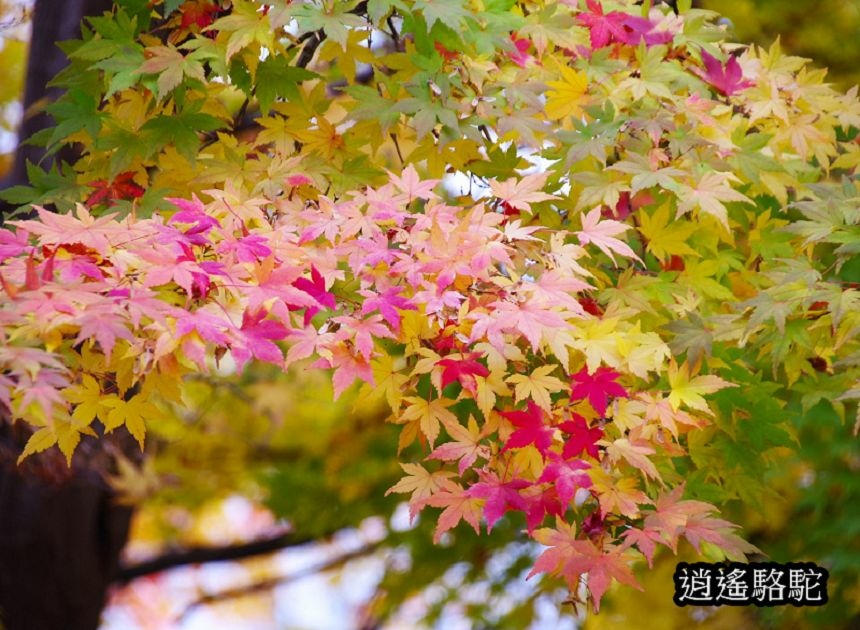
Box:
[0,0,859,623]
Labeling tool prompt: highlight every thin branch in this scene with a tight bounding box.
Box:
[114,532,319,584]
[179,540,385,620]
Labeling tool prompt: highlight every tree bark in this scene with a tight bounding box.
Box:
[0,4,129,627]
[0,423,134,630]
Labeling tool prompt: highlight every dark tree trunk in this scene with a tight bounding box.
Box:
[0,3,131,628]
[0,0,114,221]
[0,423,134,630]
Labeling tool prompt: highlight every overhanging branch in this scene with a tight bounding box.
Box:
[114,531,319,584]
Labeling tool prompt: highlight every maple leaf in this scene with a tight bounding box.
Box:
[529,518,641,612]
[589,467,651,519]
[499,400,555,456]
[676,171,753,229]
[428,415,490,475]
[420,480,484,542]
[545,63,589,120]
[11,205,120,256]
[62,374,115,426]
[604,437,660,480]
[231,308,290,370]
[576,0,670,49]
[488,172,559,214]
[292,265,336,325]
[400,396,457,446]
[466,471,531,531]
[332,313,393,361]
[311,345,373,398]
[696,50,754,96]
[667,360,737,413]
[576,207,642,265]
[73,304,136,362]
[100,393,161,449]
[386,463,456,519]
[507,365,566,411]
[559,413,603,459]
[359,287,417,333]
[570,365,628,416]
[436,353,489,395]
[85,171,145,208]
[538,453,591,507]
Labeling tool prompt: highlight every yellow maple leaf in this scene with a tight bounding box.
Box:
[507,365,566,411]
[100,394,162,449]
[385,463,456,517]
[638,203,699,260]
[545,64,589,120]
[667,361,736,413]
[400,396,457,446]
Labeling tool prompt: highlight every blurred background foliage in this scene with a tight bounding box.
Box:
[701,0,860,89]
[0,0,858,628]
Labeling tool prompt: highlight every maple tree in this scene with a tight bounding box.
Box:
[0,0,859,626]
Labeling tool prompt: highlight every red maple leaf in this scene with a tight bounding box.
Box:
[499,400,555,455]
[697,50,754,96]
[559,413,603,459]
[437,353,489,394]
[85,171,145,208]
[179,0,221,29]
[570,365,628,416]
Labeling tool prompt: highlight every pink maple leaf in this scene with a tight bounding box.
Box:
[291,266,336,325]
[499,400,555,455]
[466,471,530,531]
[332,313,394,361]
[437,353,489,394]
[523,486,564,532]
[311,345,374,398]
[698,50,754,96]
[508,34,533,67]
[218,234,272,263]
[570,366,628,416]
[231,308,289,370]
[0,228,32,262]
[359,286,416,333]
[73,304,135,361]
[538,453,591,507]
[559,413,603,459]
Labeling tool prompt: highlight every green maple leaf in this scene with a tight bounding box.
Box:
[141,111,226,162]
[255,56,318,115]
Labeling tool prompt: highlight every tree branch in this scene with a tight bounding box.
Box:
[179,540,385,620]
[114,531,320,584]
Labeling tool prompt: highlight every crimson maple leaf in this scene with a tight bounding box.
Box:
[697,50,754,96]
[559,413,603,459]
[522,485,564,532]
[499,400,555,455]
[538,453,591,507]
[467,471,530,531]
[437,353,489,394]
[577,0,671,49]
[291,266,336,324]
[570,365,628,416]
[85,171,145,208]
